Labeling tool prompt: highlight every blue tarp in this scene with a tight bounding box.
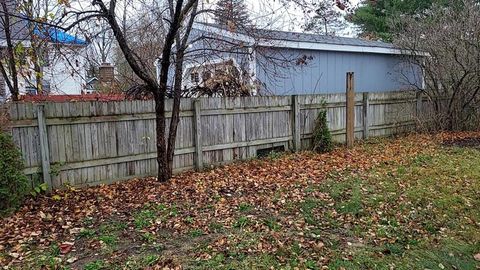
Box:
[34,26,87,45]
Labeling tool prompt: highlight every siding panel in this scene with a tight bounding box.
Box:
[256,48,422,95]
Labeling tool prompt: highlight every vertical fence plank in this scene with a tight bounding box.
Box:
[415,91,424,130]
[416,91,423,117]
[363,92,370,139]
[346,72,355,148]
[292,95,301,151]
[37,105,52,192]
[193,99,203,171]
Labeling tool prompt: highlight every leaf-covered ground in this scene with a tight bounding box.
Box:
[1,132,479,269]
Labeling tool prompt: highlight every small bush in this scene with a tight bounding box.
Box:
[312,110,333,153]
[0,104,11,133]
[0,131,28,214]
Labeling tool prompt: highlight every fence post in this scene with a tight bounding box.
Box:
[362,92,370,139]
[416,91,423,117]
[193,99,203,171]
[37,105,52,192]
[346,72,355,148]
[292,95,301,152]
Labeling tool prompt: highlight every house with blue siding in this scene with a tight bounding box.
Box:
[181,23,423,96]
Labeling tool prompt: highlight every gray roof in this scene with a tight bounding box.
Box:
[199,23,396,50]
[252,29,396,49]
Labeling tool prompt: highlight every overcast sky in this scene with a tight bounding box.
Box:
[67,0,362,38]
[204,0,362,37]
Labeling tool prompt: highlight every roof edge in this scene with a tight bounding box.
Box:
[257,39,405,55]
[192,23,424,56]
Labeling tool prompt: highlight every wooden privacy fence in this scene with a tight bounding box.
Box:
[8,91,424,189]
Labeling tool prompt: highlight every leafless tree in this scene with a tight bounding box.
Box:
[53,0,199,181]
[51,0,333,181]
[85,19,114,65]
[113,0,167,91]
[394,0,480,130]
[20,0,62,94]
[0,0,22,100]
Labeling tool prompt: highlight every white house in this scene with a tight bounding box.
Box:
[0,12,88,101]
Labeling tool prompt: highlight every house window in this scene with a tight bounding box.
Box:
[25,87,37,95]
[190,72,199,83]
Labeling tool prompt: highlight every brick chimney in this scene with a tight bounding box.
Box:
[98,63,115,85]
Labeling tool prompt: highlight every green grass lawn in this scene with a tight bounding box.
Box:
[1,134,479,269]
[316,147,480,270]
[190,146,480,270]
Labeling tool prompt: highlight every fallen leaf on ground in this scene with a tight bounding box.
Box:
[474,253,480,261]
[59,242,74,254]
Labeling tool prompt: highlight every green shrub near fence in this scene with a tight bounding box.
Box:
[312,109,333,153]
[0,131,28,215]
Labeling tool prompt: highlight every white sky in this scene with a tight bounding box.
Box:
[203,0,362,37]
[67,0,362,38]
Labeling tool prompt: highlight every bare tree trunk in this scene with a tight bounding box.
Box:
[30,41,43,93]
[0,63,13,98]
[165,0,199,178]
[154,90,169,182]
[34,56,42,93]
[1,0,20,100]
[166,53,184,178]
[155,0,185,181]
[92,0,198,181]
[156,0,199,180]
[25,0,43,94]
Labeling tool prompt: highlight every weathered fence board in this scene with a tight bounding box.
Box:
[9,91,418,189]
